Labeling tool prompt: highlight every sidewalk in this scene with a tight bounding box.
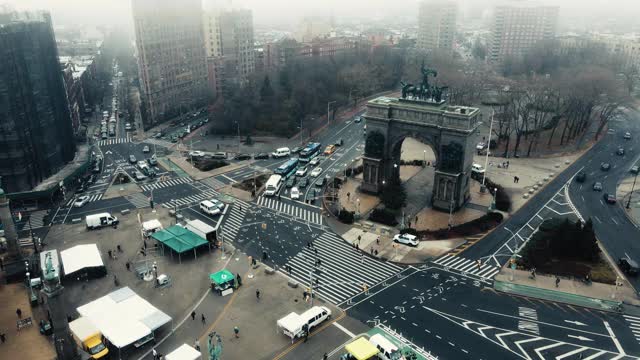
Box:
[494,268,640,315]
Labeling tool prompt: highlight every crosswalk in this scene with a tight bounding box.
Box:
[200,177,226,190]
[140,177,193,191]
[20,210,48,230]
[160,189,220,209]
[220,200,250,241]
[126,192,151,209]
[66,193,104,205]
[284,232,403,305]
[624,315,640,345]
[432,254,500,280]
[257,196,322,225]
[98,136,131,146]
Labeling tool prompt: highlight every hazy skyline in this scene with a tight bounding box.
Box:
[1,0,638,30]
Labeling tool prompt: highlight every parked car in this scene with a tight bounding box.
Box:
[575,172,586,183]
[143,145,150,153]
[74,196,90,208]
[601,163,611,171]
[631,166,639,174]
[295,167,308,177]
[298,178,309,188]
[310,167,323,177]
[234,153,251,160]
[619,257,639,276]
[291,187,300,200]
[624,132,632,140]
[393,233,419,247]
[212,152,227,159]
[592,182,602,191]
[617,147,625,156]
[476,142,487,150]
[471,163,485,174]
[286,177,296,188]
[254,153,269,160]
[603,193,616,204]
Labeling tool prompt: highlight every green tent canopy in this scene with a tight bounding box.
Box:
[151,225,209,261]
[209,269,234,285]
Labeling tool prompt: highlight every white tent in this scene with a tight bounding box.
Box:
[142,219,163,237]
[60,244,104,276]
[76,287,172,349]
[166,344,201,360]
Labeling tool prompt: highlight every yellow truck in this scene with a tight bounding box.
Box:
[69,317,109,359]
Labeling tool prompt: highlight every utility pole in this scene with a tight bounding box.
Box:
[627,171,638,209]
[237,121,241,154]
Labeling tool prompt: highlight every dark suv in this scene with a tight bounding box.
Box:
[575,172,586,183]
[619,258,639,276]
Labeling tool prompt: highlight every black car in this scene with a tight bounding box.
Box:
[285,177,296,188]
[234,153,252,160]
[592,182,602,191]
[354,116,362,123]
[619,258,639,276]
[298,178,309,188]
[603,193,616,204]
[254,153,269,160]
[575,172,586,183]
[601,163,611,171]
[617,147,625,156]
[335,139,344,146]
[291,147,301,154]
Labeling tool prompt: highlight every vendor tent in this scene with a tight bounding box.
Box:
[166,344,201,360]
[209,269,234,285]
[344,337,379,360]
[60,244,106,279]
[142,219,163,237]
[151,225,209,262]
[76,287,172,351]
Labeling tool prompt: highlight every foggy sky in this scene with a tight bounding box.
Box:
[1,0,638,30]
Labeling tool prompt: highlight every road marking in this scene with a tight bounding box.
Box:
[594,216,602,223]
[604,321,625,355]
[564,320,587,326]
[477,309,609,337]
[556,347,588,359]
[534,342,565,358]
[612,218,619,225]
[333,322,356,338]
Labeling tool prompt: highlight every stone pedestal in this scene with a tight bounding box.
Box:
[432,171,466,211]
[361,157,383,193]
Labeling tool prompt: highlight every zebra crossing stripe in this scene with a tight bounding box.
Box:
[433,254,499,279]
[257,196,322,225]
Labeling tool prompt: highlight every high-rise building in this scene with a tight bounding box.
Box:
[417,0,458,52]
[0,11,76,193]
[203,4,255,98]
[132,0,208,126]
[488,1,559,64]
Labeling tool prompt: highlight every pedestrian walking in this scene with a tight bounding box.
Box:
[513,176,517,183]
[152,348,158,360]
[125,262,130,271]
[355,243,359,250]
[236,273,242,287]
[16,308,22,318]
[506,160,510,168]
[0,332,6,343]
[476,259,482,271]
[302,324,309,342]
[107,250,112,259]
[314,248,318,256]
[114,275,119,286]
[256,289,260,301]
[370,247,374,255]
[194,339,200,351]
[234,326,240,338]
[555,276,560,288]
[191,311,196,320]
[361,254,365,264]
[117,244,122,252]
[376,237,380,245]
[201,314,206,324]
[323,353,328,360]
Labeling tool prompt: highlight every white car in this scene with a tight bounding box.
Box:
[210,198,225,210]
[624,132,632,140]
[291,187,300,200]
[188,150,205,158]
[74,196,90,208]
[295,167,308,177]
[476,142,487,150]
[310,167,323,177]
[309,157,322,166]
[393,233,419,247]
[471,163,485,174]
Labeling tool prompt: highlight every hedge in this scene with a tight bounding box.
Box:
[369,208,398,226]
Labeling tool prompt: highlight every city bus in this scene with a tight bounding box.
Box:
[299,142,322,163]
[274,158,299,178]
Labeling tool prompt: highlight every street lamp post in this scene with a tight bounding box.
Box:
[299,118,303,147]
[626,171,638,209]
[236,121,241,154]
[423,150,427,167]
[356,198,360,218]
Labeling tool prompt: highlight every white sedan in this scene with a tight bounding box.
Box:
[291,187,300,200]
[74,195,90,208]
[393,233,419,247]
[188,150,205,158]
[295,167,308,177]
[310,167,323,177]
[309,157,322,166]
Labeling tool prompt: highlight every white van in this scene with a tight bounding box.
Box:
[86,212,119,230]
[264,175,283,196]
[471,163,485,174]
[369,334,400,360]
[277,306,331,341]
[200,200,221,216]
[272,147,291,158]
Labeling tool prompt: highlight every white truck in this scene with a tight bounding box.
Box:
[277,306,331,342]
[184,219,217,243]
[86,212,119,230]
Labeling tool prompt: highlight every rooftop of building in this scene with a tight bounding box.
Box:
[60,55,95,80]
[368,96,480,116]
